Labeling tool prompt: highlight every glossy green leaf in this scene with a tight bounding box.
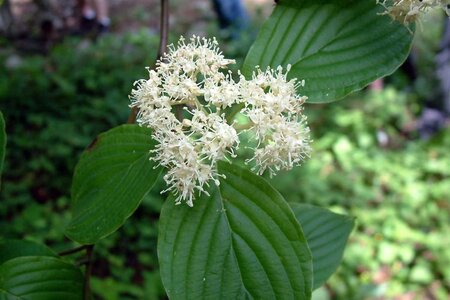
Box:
[65,124,163,244]
[0,240,55,265]
[0,111,5,187]
[0,290,18,300]
[290,203,354,289]
[242,0,414,102]
[158,162,313,300]
[0,256,83,300]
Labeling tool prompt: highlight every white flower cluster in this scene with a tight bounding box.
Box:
[130,36,311,206]
[240,66,311,176]
[377,0,450,24]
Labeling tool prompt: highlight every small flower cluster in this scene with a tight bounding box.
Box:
[377,0,450,24]
[240,66,311,176]
[130,36,311,206]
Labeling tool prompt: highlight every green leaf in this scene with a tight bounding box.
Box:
[65,124,163,244]
[0,256,83,300]
[0,289,20,299]
[0,240,56,265]
[242,0,414,102]
[158,162,312,300]
[0,111,6,187]
[290,203,354,289]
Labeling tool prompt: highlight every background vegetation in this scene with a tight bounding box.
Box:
[0,1,449,299]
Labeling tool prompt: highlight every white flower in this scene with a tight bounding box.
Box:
[251,119,311,176]
[136,106,179,131]
[241,65,311,176]
[203,73,241,109]
[161,35,235,78]
[377,0,450,24]
[130,70,167,109]
[130,36,243,206]
[163,73,202,102]
[240,66,306,117]
[130,36,312,205]
[190,110,240,160]
[151,128,219,207]
[162,161,216,207]
[151,130,195,166]
[162,161,215,207]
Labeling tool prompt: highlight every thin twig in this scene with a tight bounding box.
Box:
[76,258,90,266]
[157,0,170,61]
[127,0,170,124]
[58,245,88,256]
[127,106,139,124]
[83,245,94,300]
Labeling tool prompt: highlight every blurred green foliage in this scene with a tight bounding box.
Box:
[0,31,168,299]
[0,23,449,299]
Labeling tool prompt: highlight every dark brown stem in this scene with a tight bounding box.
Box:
[127,106,139,124]
[127,0,170,124]
[83,245,94,300]
[58,245,88,256]
[157,0,170,61]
